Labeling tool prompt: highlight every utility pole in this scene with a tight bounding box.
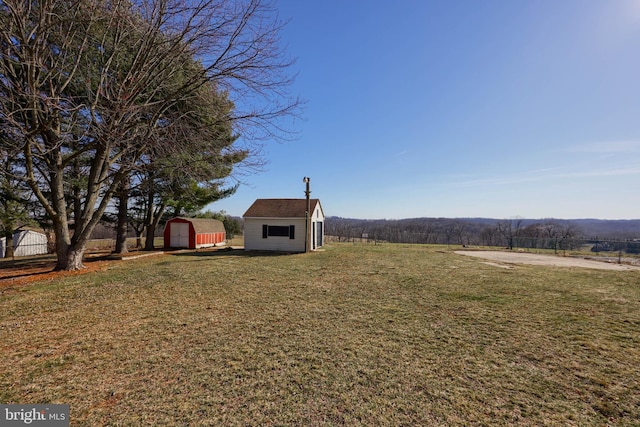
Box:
[303,177,311,253]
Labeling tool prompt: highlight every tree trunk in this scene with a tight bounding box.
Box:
[65,246,86,271]
[144,222,157,251]
[3,230,14,258]
[144,206,167,251]
[114,180,129,254]
[53,235,88,271]
[54,235,72,271]
[114,203,129,254]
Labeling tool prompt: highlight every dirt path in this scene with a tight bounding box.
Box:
[455,250,640,271]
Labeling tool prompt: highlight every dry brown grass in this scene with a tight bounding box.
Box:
[1,243,639,426]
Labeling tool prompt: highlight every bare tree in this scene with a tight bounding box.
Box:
[479,226,497,247]
[112,79,246,253]
[0,0,299,270]
[496,217,524,249]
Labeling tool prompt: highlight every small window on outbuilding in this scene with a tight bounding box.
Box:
[262,225,295,239]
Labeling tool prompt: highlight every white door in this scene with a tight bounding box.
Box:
[170,223,190,248]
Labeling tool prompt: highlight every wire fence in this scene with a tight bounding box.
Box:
[0,237,167,259]
[3,232,639,267]
[326,233,640,255]
[497,237,640,255]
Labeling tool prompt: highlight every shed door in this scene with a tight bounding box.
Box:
[316,221,323,248]
[171,222,190,248]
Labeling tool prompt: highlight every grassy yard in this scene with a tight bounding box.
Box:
[1,243,639,426]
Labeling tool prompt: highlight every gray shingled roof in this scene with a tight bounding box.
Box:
[243,199,321,218]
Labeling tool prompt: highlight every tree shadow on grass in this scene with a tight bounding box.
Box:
[0,263,56,281]
[0,256,109,290]
[169,247,303,259]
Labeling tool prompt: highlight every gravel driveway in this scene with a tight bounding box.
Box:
[455,250,640,271]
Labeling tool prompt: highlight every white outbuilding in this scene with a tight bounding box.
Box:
[0,229,49,257]
[243,198,324,252]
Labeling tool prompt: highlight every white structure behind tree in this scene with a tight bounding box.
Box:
[243,199,325,252]
[0,229,48,257]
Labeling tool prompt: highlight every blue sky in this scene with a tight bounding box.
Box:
[210,0,640,220]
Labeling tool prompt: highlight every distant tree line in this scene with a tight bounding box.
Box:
[324,217,640,253]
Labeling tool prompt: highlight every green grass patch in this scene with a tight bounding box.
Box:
[1,243,639,425]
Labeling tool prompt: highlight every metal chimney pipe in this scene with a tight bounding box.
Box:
[303,177,311,252]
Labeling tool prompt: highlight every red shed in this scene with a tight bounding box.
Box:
[164,217,226,249]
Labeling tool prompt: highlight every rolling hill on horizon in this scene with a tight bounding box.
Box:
[325,216,640,242]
